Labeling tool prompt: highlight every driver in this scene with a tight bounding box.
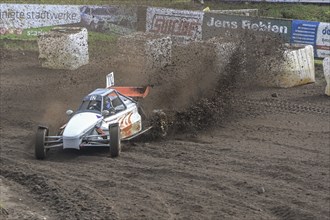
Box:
[103,96,112,110]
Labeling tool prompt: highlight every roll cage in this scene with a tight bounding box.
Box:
[76,88,137,114]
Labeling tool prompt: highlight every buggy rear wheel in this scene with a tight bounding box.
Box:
[151,110,168,138]
[35,127,48,160]
[109,123,121,158]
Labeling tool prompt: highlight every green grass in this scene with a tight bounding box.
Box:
[1,39,38,51]
[314,59,324,78]
[315,59,324,65]
[0,26,118,41]
[88,31,119,56]
[190,2,329,22]
[0,27,119,51]
[88,31,118,43]
[0,27,53,41]
[254,3,330,22]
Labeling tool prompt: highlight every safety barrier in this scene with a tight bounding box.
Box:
[37,27,89,70]
[273,45,315,88]
[115,32,172,84]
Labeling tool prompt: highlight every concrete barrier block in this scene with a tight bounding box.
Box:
[117,32,172,69]
[213,42,238,73]
[38,27,89,70]
[115,32,172,85]
[323,57,330,96]
[274,45,315,88]
[145,36,172,70]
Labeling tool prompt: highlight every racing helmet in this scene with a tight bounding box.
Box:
[89,100,101,111]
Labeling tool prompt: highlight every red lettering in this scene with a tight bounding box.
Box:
[171,20,179,33]
[181,20,190,35]
[151,18,164,33]
[167,20,174,34]
[161,19,169,34]
[151,15,199,37]
[189,21,198,36]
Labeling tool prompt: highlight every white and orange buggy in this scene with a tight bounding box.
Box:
[35,73,166,159]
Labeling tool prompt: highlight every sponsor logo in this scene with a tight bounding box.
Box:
[146,8,203,41]
[0,9,78,20]
[316,22,330,58]
[150,14,200,37]
[0,4,80,29]
[206,17,288,34]
[322,26,330,35]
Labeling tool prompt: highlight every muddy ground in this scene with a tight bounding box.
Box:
[0,46,329,220]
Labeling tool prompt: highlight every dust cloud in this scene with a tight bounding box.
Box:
[124,31,287,134]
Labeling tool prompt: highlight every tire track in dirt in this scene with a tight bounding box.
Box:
[270,205,316,220]
[126,137,328,219]
[232,98,330,115]
[0,156,120,220]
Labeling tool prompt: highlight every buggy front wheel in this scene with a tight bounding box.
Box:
[109,124,121,158]
[35,127,48,160]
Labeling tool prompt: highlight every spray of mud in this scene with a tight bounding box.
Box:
[167,54,239,134]
[126,31,287,135]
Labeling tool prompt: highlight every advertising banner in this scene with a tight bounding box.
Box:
[0,4,81,29]
[80,5,137,35]
[291,20,330,58]
[316,22,330,58]
[203,13,292,42]
[0,4,138,36]
[146,7,203,42]
[291,20,318,45]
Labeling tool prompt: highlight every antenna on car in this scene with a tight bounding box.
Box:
[106,72,114,88]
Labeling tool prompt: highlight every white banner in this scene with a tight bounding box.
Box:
[316,22,330,58]
[0,4,81,29]
[146,7,203,42]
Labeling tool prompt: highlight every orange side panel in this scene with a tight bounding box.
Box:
[111,86,150,98]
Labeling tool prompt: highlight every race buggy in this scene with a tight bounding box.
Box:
[35,73,166,159]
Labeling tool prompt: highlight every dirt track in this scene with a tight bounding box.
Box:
[0,49,330,220]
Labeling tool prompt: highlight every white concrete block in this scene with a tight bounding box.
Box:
[38,27,89,70]
[274,45,315,88]
[213,42,238,74]
[145,36,172,70]
[323,57,330,96]
[116,32,172,72]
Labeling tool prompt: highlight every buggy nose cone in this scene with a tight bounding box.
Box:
[63,112,101,149]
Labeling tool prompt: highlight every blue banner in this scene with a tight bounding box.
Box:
[291,20,330,58]
[291,20,318,56]
[291,20,319,45]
